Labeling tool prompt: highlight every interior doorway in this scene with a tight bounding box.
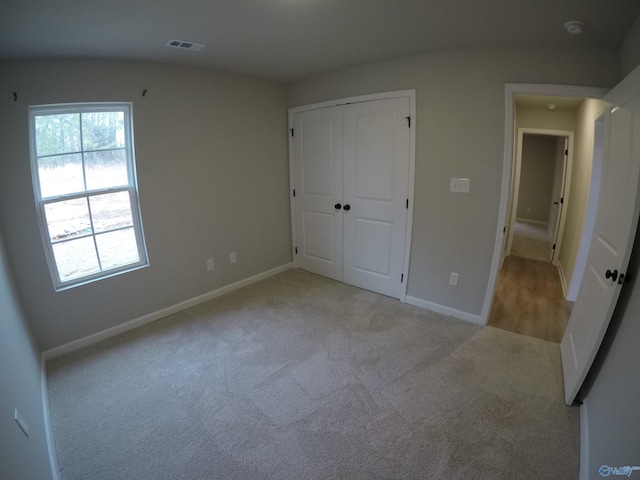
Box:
[487,92,605,342]
[506,130,572,266]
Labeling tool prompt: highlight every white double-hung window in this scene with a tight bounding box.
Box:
[29,103,148,290]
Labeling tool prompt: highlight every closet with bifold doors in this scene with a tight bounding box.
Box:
[289,91,415,299]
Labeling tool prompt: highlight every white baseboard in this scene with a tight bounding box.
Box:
[515,217,549,227]
[557,261,569,299]
[42,263,293,360]
[41,358,60,480]
[405,296,484,326]
[580,399,590,480]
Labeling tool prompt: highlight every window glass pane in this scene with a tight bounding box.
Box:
[82,111,125,151]
[44,198,92,242]
[38,153,85,198]
[52,237,100,282]
[95,228,140,270]
[89,192,133,233]
[85,150,129,190]
[35,114,81,157]
[31,103,147,289]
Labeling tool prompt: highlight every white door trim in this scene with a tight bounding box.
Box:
[507,128,574,265]
[481,84,609,325]
[288,90,416,301]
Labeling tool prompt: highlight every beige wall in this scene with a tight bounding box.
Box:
[557,99,604,291]
[288,46,620,315]
[516,106,578,132]
[0,228,53,480]
[516,135,557,223]
[0,47,624,348]
[0,59,291,350]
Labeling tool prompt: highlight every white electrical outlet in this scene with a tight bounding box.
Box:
[206,259,215,271]
[449,272,459,287]
[229,252,237,264]
[450,178,470,193]
[15,409,29,437]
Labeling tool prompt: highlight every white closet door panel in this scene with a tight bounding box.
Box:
[293,107,343,280]
[352,217,394,275]
[301,211,336,262]
[354,113,395,201]
[342,97,410,298]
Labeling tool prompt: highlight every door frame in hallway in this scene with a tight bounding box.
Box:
[506,128,574,266]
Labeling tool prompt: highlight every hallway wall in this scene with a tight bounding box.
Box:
[516,135,557,224]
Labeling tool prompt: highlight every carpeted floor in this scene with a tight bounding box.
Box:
[46,269,579,480]
[511,221,552,262]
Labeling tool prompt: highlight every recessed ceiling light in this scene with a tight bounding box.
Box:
[564,21,585,35]
[166,39,206,52]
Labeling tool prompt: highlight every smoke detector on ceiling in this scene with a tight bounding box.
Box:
[564,21,585,35]
[166,40,206,51]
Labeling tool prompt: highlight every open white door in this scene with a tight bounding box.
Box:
[561,66,640,405]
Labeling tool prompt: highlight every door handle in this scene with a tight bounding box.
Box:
[343,204,351,211]
[334,203,342,210]
[605,269,618,282]
[553,201,559,205]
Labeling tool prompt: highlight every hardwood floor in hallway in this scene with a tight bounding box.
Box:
[488,255,573,343]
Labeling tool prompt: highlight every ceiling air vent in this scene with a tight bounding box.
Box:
[166,40,206,52]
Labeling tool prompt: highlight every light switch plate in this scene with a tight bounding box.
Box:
[450,178,470,193]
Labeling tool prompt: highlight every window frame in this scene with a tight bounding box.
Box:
[29,102,149,291]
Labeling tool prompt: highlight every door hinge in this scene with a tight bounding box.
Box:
[290,128,294,137]
[560,197,564,204]
[293,189,296,197]
[401,273,404,283]
[503,226,506,233]
[405,116,411,128]
[406,198,409,209]
[565,149,568,156]
[295,247,298,254]
[553,244,556,250]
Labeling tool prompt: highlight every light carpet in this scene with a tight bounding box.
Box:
[47,269,579,479]
[511,221,552,262]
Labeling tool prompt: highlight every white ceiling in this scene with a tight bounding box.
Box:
[1,0,639,83]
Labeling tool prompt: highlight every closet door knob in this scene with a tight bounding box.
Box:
[605,269,618,282]
[334,203,342,210]
[343,204,351,211]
